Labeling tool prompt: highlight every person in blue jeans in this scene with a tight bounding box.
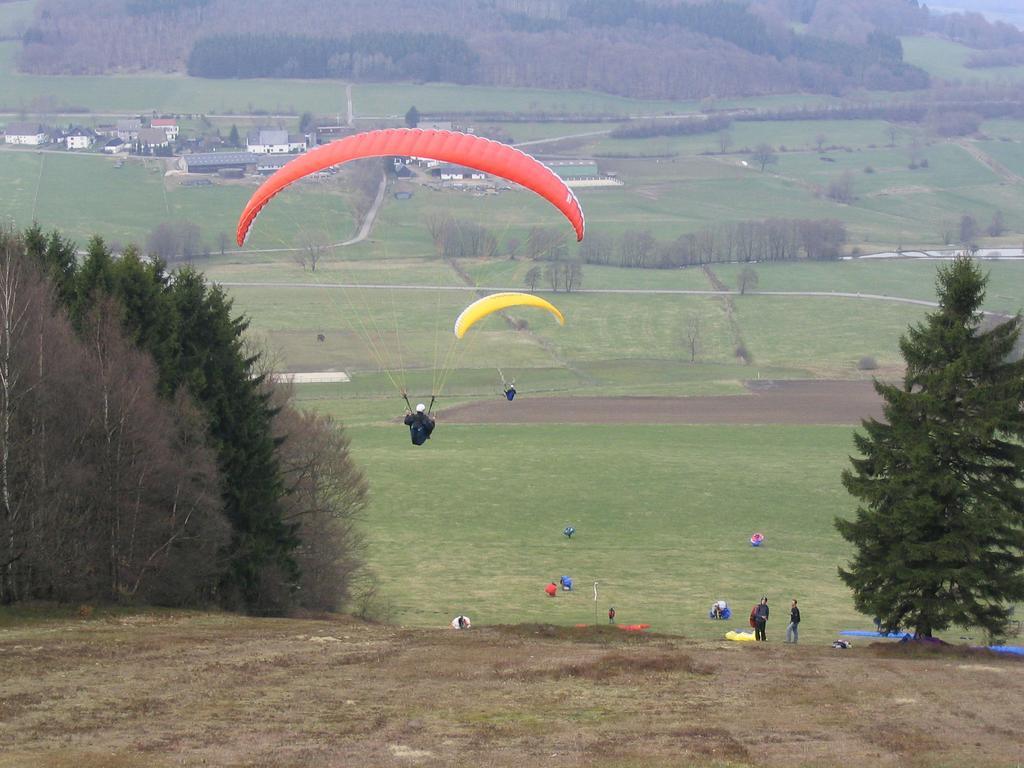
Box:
[786,599,801,643]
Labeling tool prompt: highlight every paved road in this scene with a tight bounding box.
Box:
[512,130,612,148]
[213,279,942,309]
[339,170,387,246]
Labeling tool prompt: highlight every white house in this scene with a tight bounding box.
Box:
[246,129,307,154]
[436,164,485,181]
[65,128,95,150]
[150,118,179,140]
[4,122,48,145]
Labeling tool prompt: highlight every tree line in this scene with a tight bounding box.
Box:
[186,32,478,82]
[20,0,934,98]
[428,215,847,285]
[0,226,368,614]
[576,219,848,269]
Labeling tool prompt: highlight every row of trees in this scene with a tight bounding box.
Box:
[425,215,848,275]
[576,219,848,269]
[0,227,368,613]
[186,32,478,82]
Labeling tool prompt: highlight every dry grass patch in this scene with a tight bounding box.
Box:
[1,611,1022,767]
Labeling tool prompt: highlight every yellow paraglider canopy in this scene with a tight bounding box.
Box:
[453,292,565,339]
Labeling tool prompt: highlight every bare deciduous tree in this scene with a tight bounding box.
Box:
[524,265,542,291]
[272,385,369,612]
[562,261,583,293]
[886,123,899,147]
[718,129,733,154]
[297,230,329,272]
[826,171,855,204]
[544,262,563,291]
[751,143,778,172]
[737,266,759,295]
[683,312,703,362]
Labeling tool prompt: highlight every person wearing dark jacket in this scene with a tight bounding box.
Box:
[786,599,801,643]
[404,403,435,446]
[754,596,769,641]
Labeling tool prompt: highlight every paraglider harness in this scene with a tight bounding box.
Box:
[403,393,436,446]
[499,369,516,401]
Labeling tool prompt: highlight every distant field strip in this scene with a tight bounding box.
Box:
[440,380,884,424]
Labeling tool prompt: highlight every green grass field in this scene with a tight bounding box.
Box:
[902,35,1024,83]
[207,248,1023,641]
[348,421,867,642]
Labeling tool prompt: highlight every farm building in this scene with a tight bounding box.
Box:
[180,151,255,174]
[547,160,623,187]
[179,151,295,175]
[433,164,486,181]
[247,129,307,154]
[116,119,142,141]
[136,128,170,150]
[103,138,127,154]
[65,128,96,150]
[150,119,179,140]
[4,122,48,145]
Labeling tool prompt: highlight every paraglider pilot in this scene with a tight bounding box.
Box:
[404,402,436,446]
[498,369,516,401]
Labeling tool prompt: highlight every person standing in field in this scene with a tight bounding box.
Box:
[608,607,616,624]
[754,596,769,641]
[786,599,801,643]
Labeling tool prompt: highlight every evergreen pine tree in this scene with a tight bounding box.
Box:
[837,255,1024,638]
[72,236,116,328]
[24,225,77,308]
[109,247,179,396]
[168,269,297,609]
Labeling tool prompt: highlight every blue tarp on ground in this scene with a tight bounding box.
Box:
[841,631,1024,656]
[984,645,1024,656]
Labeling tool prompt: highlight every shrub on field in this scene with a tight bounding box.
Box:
[858,356,879,371]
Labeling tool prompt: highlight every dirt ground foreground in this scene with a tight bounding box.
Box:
[440,380,885,425]
[1,611,1022,768]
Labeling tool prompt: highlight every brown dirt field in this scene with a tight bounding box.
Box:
[440,380,885,425]
[1,612,1021,768]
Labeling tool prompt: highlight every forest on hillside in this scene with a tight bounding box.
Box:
[15,0,1021,99]
[0,227,369,615]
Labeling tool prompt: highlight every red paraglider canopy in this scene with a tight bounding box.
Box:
[236,128,586,246]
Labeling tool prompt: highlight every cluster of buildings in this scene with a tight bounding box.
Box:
[1,118,181,153]
[2,116,616,187]
[1,120,310,161]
